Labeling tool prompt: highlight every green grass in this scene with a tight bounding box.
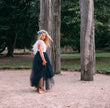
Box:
[61,52,110,70]
[0,52,110,70]
[61,53,80,69]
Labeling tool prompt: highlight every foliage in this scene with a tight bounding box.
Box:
[61,0,110,51]
[94,0,110,50]
[61,0,80,52]
[0,0,109,53]
[16,0,40,49]
[0,0,39,52]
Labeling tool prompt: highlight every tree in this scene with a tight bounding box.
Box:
[0,0,38,56]
[80,0,95,81]
[51,0,61,74]
[15,0,39,50]
[61,0,80,52]
[0,41,7,53]
[39,0,52,60]
[94,0,110,50]
[61,0,110,52]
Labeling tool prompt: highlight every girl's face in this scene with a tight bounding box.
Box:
[40,33,46,40]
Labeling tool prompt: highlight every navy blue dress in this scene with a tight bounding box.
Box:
[30,51,54,90]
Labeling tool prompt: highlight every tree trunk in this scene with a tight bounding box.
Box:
[80,0,95,81]
[0,41,7,53]
[51,0,61,74]
[39,0,52,60]
[6,33,17,57]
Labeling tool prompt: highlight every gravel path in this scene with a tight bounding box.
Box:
[0,70,110,108]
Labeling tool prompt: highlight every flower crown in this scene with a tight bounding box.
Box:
[37,30,53,41]
[37,30,49,35]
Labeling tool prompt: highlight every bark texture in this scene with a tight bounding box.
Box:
[39,0,52,60]
[51,0,61,74]
[80,0,95,81]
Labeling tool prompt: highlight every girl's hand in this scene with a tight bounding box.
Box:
[42,60,47,66]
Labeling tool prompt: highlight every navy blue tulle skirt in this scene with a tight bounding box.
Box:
[30,51,54,90]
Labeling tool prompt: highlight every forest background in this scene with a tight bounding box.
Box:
[0,0,110,71]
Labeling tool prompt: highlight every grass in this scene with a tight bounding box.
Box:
[61,52,110,70]
[61,53,80,69]
[0,52,110,70]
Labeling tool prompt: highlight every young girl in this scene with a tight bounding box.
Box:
[30,30,54,94]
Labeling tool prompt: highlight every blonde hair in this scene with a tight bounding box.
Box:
[37,33,50,47]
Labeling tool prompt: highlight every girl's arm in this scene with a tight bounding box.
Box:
[38,44,47,66]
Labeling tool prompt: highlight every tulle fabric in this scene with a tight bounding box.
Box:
[30,51,54,90]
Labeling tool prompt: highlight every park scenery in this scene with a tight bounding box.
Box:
[0,0,110,108]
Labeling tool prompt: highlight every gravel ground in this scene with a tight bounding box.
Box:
[0,70,110,108]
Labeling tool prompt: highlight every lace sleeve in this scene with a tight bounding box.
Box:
[37,40,44,46]
[32,40,44,54]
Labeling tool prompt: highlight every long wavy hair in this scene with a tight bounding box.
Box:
[37,33,50,47]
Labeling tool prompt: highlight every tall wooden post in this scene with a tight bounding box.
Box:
[51,0,61,74]
[39,0,52,59]
[80,0,95,81]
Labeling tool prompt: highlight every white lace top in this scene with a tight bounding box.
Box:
[32,40,47,54]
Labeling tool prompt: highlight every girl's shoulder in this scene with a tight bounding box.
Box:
[37,40,44,44]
